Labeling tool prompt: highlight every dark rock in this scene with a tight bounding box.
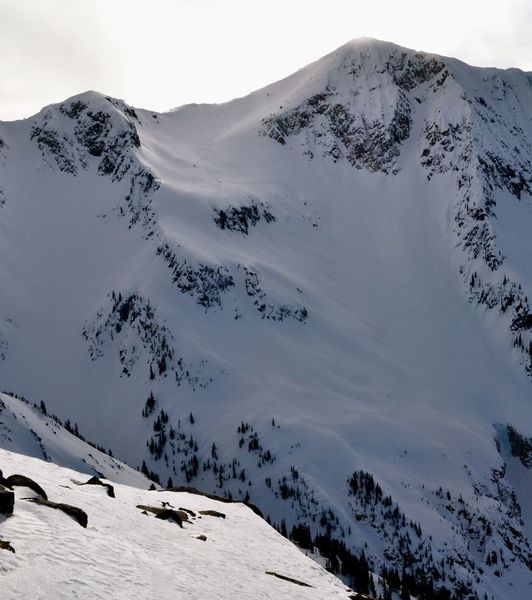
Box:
[195,534,207,541]
[507,425,532,468]
[25,498,88,528]
[82,477,115,498]
[265,571,313,587]
[156,245,235,309]
[198,510,225,519]
[136,504,188,527]
[262,85,412,175]
[213,201,275,235]
[165,486,263,518]
[60,100,87,119]
[0,539,15,553]
[511,311,532,332]
[81,292,199,385]
[242,502,263,519]
[122,168,159,232]
[0,486,14,515]
[155,509,184,527]
[179,507,196,517]
[30,125,78,174]
[5,474,47,500]
[244,269,307,323]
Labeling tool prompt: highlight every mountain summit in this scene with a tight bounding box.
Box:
[1,40,532,598]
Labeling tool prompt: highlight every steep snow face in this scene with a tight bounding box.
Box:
[0,448,354,599]
[1,38,532,598]
[0,393,148,488]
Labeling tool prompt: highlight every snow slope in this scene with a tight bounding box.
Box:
[1,38,532,598]
[0,392,148,487]
[0,448,354,599]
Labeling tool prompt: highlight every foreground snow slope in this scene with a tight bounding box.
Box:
[0,448,354,600]
[1,38,532,598]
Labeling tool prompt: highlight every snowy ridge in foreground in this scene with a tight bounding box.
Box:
[0,448,355,600]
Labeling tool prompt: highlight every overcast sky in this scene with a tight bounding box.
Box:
[1,0,531,121]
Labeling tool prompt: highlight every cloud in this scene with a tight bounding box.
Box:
[0,0,129,118]
[1,0,531,120]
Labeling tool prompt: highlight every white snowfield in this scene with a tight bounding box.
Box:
[0,448,354,600]
[1,38,532,598]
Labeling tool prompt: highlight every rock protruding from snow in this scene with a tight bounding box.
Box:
[0,448,354,599]
[0,486,14,515]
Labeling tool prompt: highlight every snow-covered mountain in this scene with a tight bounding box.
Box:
[1,38,532,598]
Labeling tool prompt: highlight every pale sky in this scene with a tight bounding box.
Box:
[1,0,531,121]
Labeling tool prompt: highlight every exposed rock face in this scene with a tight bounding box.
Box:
[213,200,275,235]
[32,97,140,179]
[263,89,412,174]
[244,269,308,322]
[157,245,235,310]
[29,93,159,236]
[82,291,211,387]
[262,50,445,175]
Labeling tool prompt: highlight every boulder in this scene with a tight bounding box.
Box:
[136,504,188,527]
[0,485,15,515]
[155,509,184,527]
[25,498,88,528]
[179,507,196,517]
[0,539,15,553]
[5,474,47,500]
[81,477,115,498]
[198,509,226,519]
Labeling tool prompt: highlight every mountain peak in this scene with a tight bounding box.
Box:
[337,36,418,53]
[318,36,443,70]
